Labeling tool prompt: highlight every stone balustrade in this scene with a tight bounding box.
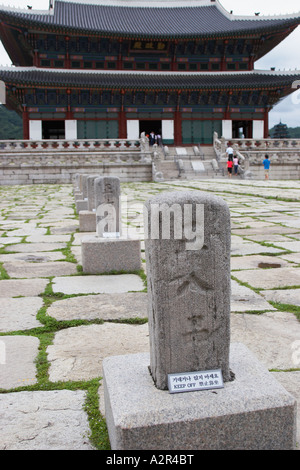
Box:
[0,138,145,153]
[0,137,153,185]
[213,132,300,161]
[213,132,300,179]
[0,151,152,167]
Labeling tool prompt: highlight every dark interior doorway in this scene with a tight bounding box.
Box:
[42,120,65,139]
[232,120,252,139]
[139,120,162,138]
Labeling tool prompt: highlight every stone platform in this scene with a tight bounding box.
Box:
[103,344,296,450]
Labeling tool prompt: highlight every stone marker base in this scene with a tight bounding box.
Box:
[76,199,88,213]
[74,191,82,200]
[103,343,297,450]
[81,235,141,274]
[79,211,96,232]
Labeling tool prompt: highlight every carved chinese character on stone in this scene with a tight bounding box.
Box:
[144,191,231,390]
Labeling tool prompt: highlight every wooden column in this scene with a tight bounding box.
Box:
[174,91,182,145]
[119,90,127,138]
[22,108,29,140]
[264,109,270,138]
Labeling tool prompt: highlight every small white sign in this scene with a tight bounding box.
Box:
[168,369,224,394]
[102,232,120,238]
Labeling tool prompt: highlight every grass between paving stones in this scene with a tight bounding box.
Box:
[0,277,114,449]
[269,301,300,322]
[0,266,147,448]
[0,262,9,279]
[231,275,300,324]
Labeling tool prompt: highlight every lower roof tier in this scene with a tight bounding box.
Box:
[0,68,299,92]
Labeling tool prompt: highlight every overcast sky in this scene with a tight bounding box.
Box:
[0,0,299,128]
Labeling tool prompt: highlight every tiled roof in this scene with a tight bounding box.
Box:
[1,68,299,90]
[0,1,299,38]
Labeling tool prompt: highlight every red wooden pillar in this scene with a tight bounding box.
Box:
[173,91,182,145]
[119,90,127,138]
[264,109,269,138]
[22,108,29,140]
[119,110,127,138]
[174,110,182,146]
[33,50,39,67]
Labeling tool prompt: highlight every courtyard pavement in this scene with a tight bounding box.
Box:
[0,178,300,450]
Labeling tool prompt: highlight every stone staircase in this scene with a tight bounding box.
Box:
[153,145,225,181]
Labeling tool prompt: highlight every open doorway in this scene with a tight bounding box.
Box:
[139,120,162,144]
[42,120,65,139]
[232,120,252,139]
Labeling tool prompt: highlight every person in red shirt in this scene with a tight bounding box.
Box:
[227,157,233,178]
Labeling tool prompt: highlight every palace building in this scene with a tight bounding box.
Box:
[0,0,299,145]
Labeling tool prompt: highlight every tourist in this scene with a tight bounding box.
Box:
[226,144,234,160]
[227,157,233,178]
[149,131,156,145]
[263,155,270,180]
[233,155,239,175]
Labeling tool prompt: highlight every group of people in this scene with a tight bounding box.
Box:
[226,145,271,180]
[147,131,162,146]
[226,146,240,178]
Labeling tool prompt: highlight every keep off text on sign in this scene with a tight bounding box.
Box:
[168,369,224,394]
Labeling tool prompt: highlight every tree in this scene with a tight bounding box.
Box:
[0,105,22,140]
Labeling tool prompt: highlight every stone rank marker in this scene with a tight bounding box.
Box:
[95,176,121,237]
[145,191,231,389]
[103,191,296,450]
[79,174,100,232]
[81,176,141,274]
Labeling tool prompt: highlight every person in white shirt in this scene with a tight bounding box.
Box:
[226,145,234,158]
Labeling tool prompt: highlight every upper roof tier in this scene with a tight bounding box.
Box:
[0,0,299,39]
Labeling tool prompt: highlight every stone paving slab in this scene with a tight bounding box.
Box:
[0,251,66,263]
[0,237,23,245]
[0,278,48,297]
[3,261,78,279]
[5,242,67,253]
[261,289,300,307]
[0,297,43,332]
[0,336,39,389]
[231,279,276,312]
[231,242,282,256]
[231,255,291,271]
[275,371,300,448]
[47,292,148,321]
[0,390,94,450]
[273,241,300,252]
[230,311,300,370]
[26,234,71,243]
[47,323,149,382]
[5,227,47,237]
[233,267,300,290]
[52,274,145,295]
[232,226,300,236]
[245,234,296,243]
